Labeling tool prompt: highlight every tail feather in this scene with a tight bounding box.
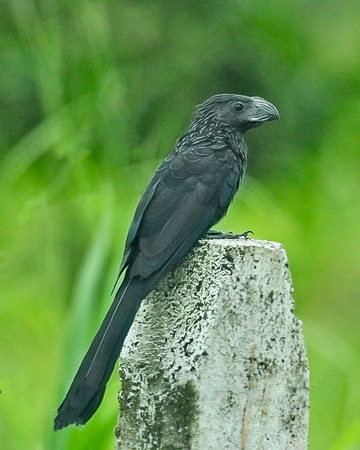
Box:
[54,275,156,430]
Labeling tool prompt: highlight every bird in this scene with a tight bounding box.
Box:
[54,93,279,430]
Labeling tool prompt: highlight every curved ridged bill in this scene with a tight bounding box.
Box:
[249,97,280,122]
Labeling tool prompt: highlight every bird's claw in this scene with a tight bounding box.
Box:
[239,230,253,239]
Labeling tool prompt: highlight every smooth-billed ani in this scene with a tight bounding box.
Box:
[54,93,279,430]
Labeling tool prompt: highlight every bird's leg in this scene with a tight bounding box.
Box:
[204,229,230,239]
[204,229,253,240]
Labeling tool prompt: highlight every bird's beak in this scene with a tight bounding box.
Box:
[250,97,280,123]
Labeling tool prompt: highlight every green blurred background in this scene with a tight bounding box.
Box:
[1,0,360,449]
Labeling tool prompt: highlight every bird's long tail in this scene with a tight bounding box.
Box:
[54,274,158,430]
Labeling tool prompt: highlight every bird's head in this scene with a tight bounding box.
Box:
[192,94,279,133]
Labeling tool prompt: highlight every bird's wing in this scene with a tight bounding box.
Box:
[128,146,240,279]
[113,153,180,287]
[114,175,161,284]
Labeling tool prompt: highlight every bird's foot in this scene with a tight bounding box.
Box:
[239,230,254,239]
[204,229,253,240]
[205,229,229,239]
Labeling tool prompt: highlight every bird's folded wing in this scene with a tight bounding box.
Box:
[128,149,238,278]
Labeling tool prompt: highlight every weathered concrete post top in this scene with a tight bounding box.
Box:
[115,238,309,450]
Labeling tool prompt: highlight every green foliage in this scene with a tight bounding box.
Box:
[1,0,360,448]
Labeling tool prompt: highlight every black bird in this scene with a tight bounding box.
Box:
[54,93,279,430]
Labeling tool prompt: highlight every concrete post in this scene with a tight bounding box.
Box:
[115,238,309,450]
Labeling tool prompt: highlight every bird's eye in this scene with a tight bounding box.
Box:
[233,102,244,112]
